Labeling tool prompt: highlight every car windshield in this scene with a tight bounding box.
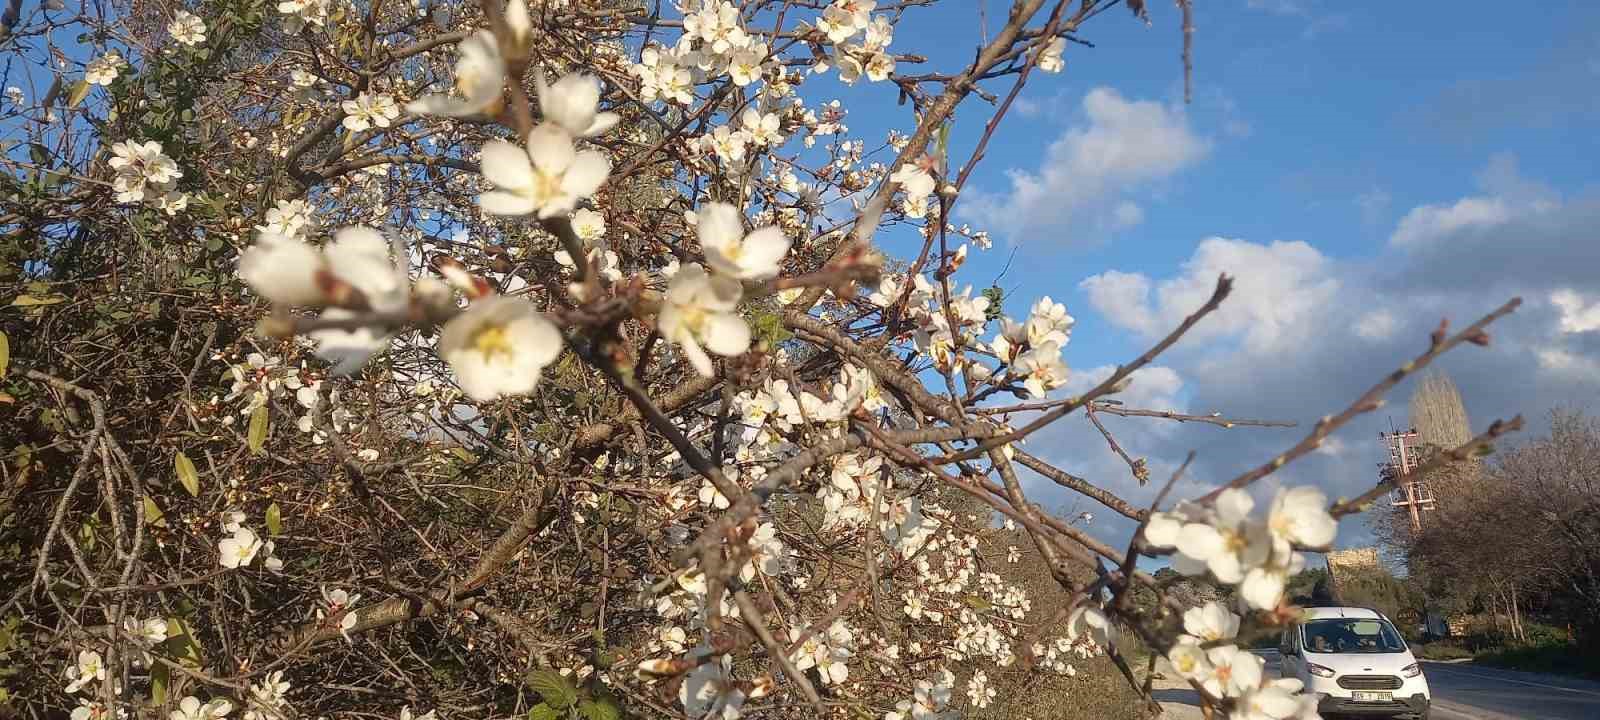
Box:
[1302,618,1407,654]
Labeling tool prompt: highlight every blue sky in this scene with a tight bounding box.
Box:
[829,0,1600,559]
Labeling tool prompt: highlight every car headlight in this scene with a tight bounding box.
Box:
[1402,663,1422,678]
[1306,662,1336,678]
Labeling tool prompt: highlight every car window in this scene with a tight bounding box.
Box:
[1301,618,1407,654]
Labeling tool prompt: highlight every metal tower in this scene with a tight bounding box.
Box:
[1380,424,1435,533]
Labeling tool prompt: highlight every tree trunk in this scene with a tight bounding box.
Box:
[1511,589,1526,643]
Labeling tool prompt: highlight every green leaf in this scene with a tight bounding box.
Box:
[0,614,20,653]
[143,495,167,527]
[526,704,559,720]
[164,618,204,668]
[450,447,477,463]
[247,405,269,454]
[174,452,199,497]
[266,502,282,535]
[9,294,65,307]
[527,670,578,709]
[0,330,9,378]
[150,663,169,705]
[578,696,622,720]
[963,595,992,611]
[66,80,92,108]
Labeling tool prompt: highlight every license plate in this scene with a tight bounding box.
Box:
[1352,691,1392,702]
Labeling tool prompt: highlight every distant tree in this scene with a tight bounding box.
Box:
[1405,409,1600,649]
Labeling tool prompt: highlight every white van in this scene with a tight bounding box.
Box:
[1277,606,1431,719]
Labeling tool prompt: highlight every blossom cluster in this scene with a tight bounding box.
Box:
[109,140,187,214]
[1143,486,1338,611]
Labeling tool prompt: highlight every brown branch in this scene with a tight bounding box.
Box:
[1086,404,1150,486]
[1330,416,1524,518]
[1012,449,1147,521]
[1086,400,1296,428]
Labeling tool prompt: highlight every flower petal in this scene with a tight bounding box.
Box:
[479,140,535,192]
[479,190,537,216]
[561,150,611,199]
[526,124,576,175]
[702,313,751,357]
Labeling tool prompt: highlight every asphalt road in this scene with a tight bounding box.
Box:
[1421,660,1600,720]
[1150,650,1600,720]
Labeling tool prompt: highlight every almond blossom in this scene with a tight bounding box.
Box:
[680,651,746,719]
[405,30,504,117]
[1169,488,1273,584]
[1014,340,1069,398]
[278,0,329,33]
[63,650,104,694]
[1183,600,1241,643]
[170,696,233,720]
[659,264,750,377]
[340,92,400,132]
[438,296,564,401]
[536,71,620,138]
[478,127,610,218]
[1266,485,1338,554]
[219,527,263,568]
[697,202,791,280]
[168,11,207,47]
[85,52,125,86]
[109,140,181,203]
[1037,37,1066,73]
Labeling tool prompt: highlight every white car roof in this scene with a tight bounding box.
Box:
[1301,606,1385,621]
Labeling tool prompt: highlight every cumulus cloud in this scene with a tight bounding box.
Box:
[1016,154,1600,552]
[1552,289,1600,334]
[1079,237,1339,352]
[962,87,1208,243]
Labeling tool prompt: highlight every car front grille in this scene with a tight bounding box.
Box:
[1337,674,1403,690]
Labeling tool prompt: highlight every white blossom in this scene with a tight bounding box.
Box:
[1037,37,1066,73]
[659,264,750,377]
[341,92,400,132]
[278,0,329,33]
[697,202,791,280]
[109,140,181,204]
[168,11,207,47]
[219,527,264,568]
[63,650,104,694]
[85,52,125,86]
[406,31,504,117]
[536,71,620,138]
[1183,601,1241,643]
[438,296,564,401]
[478,128,610,218]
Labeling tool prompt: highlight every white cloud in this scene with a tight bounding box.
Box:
[1067,364,1185,414]
[1353,309,1399,341]
[1080,237,1339,352]
[1551,289,1600,334]
[1536,347,1600,376]
[1388,196,1514,249]
[963,87,1208,242]
[1389,152,1562,249]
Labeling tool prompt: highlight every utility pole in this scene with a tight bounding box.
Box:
[1381,422,1433,534]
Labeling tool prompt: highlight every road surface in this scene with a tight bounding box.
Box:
[1147,649,1600,719]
